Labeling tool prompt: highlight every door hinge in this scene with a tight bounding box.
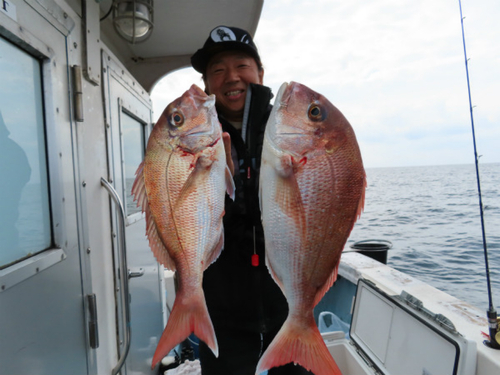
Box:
[87,293,99,349]
[72,65,84,122]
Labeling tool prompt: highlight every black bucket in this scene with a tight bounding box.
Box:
[349,239,393,264]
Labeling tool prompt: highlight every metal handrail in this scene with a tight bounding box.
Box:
[101,177,131,375]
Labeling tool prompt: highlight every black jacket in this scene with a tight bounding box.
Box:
[202,84,289,333]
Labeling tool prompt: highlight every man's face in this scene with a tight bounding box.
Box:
[204,51,264,122]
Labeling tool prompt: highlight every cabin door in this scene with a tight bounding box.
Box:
[0,4,91,375]
[102,51,165,374]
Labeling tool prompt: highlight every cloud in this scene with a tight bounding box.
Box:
[150,0,500,167]
[151,68,203,122]
[254,0,500,167]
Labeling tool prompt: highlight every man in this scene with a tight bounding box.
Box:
[191,26,312,375]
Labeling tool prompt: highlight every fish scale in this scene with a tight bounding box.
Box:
[258,81,366,375]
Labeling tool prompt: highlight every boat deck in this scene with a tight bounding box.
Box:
[337,252,499,375]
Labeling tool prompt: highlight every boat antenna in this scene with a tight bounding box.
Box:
[458,0,500,349]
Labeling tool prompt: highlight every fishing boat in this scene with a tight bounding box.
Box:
[0,1,498,374]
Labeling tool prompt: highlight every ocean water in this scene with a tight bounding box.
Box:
[347,163,500,312]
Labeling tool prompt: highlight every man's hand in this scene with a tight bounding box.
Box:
[222,132,234,176]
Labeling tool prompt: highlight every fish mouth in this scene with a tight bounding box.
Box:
[203,94,216,108]
[185,130,212,137]
[184,94,217,138]
[266,82,316,150]
[266,82,288,138]
[185,121,217,138]
[273,83,309,137]
[187,84,210,102]
[183,86,215,111]
[275,82,290,109]
[275,123,312,139]
[275,81,302,109]
[276,131,308,137]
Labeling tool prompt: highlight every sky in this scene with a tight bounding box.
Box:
[151,0,500,169]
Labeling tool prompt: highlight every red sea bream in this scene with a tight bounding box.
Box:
[132,85,234,369]
[257,82,366,375]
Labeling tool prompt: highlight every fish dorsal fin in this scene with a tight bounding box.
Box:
[131,161,148,210]
[132,161,177,270]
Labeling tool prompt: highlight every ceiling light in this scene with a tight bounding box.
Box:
[113,0,154,44]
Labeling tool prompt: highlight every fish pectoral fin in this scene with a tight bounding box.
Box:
[274,153,294,178]
[225,165,235,200]
[175,156,211,210]
[273,153,307,233]
[275,153,306,177]
[276,172,306,231]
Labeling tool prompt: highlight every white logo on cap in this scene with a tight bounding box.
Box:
[211,27,237,42]
[241,35,250,44]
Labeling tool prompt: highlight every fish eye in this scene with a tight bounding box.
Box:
[171,112,184,127]
[308,104,322,121]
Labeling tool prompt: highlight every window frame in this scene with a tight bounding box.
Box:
[0,22,66,292]
[118,100,147,224]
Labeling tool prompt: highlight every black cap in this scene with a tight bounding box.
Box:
[191,25,261,74]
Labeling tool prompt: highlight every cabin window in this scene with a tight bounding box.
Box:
[0,37,52,269]
[121,110,145,216]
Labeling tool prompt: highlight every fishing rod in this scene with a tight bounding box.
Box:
[458,0,500,349]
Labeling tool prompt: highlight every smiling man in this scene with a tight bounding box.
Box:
[204,50,263,122]
[190,26,312,375]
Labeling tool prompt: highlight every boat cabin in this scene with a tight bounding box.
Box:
[1,1,499,375]
[0,1,262,374]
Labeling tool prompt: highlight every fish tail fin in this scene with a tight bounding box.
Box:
[151,290,218,369]
[256,316,342,375]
